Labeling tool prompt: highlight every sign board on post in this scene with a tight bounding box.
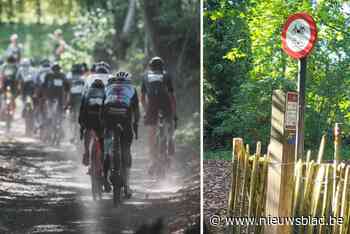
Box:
[285,92,298,131]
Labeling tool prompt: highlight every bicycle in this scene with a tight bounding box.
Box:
[150,112,173,178]
[2,86,15,132]
[87,129,103,201]
[22,96,34,136]
[41,99,64,145]
[105,121,130,206]
[66,104,81,144]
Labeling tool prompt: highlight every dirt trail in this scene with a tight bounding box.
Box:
[0,106,200,234]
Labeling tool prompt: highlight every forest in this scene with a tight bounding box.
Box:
[204,0,350,159]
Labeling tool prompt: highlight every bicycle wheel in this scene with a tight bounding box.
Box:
[112,127,122,206]
[89,131,103,201]
[155,121,167,178]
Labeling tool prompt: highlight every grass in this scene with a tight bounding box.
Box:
[204,150,232,160]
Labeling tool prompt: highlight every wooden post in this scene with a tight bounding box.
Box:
[228,138,243,215]
[333,123,341,201]
[265,90,295,234]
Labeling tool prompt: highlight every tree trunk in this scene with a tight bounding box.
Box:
[35,0,41,24]
[121,0,137,39]
[7,0,14,23]
[111,0,137,62]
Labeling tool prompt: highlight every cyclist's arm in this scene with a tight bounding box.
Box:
[78,95,86,126]
[132,88,140,124]
[141,77,147,110]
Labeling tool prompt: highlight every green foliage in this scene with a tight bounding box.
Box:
[176,112,200,153]
[204,150,231,160]
[0,23,73,61]
[204,0,350,159]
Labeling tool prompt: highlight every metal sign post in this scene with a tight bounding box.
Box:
[295,57,307,160]
[281,12,317,160]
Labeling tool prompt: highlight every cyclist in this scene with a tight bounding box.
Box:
[0,55,19,112]
[102,71,140,198]
[141,57,177,174]
[6,34,22,64]
[32,59,51,133]
[41,63,69,136]
[79,61,111,166]
[80,62,90,78]
[17,58,37,105]
[42,62,69,111]
[66,64,85,142]
[35,59,51,86]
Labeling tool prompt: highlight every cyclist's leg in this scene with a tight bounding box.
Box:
[121,121,133,196]
[166,117,175,156]
[82,128,90,165]
[103,126,113,190]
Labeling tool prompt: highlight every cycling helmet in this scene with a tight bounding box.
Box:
[6,55,16,63]
[107,71,130,85]
[115,71,130,80]
[51,62,61,72]
[80,62,88,73]
[149,56,164,71]
[71,64,83,75]
[91,61,111,74]
[91,79,105,89]
[20,58,31,67]
[40,59,51,67]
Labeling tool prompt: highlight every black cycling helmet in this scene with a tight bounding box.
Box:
[91,61,111,74]
[91,79,105,89]
[40,59,50,67]
[71,64,83,75]
[80,62,88,73]
[149,56,164,71]
[6,55,16,63]
[51,62,61,72]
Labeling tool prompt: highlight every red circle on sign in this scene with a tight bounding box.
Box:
[281,12,317,59]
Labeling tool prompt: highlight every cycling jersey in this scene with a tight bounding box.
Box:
[35,67,51,86]
[0,63,18,95]
[17,66,37,99]
[67,73,85,110]
[141,70,174,125]
[41,71,68,104]
[79,85,105,130]
[6,44,22,63]
[68,74,85,96]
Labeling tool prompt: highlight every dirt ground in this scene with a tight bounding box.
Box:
[0,109,200,234]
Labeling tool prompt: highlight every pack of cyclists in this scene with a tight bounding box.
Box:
[0,39,178,200]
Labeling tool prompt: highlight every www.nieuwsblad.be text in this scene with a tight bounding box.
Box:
[209,215,344,226]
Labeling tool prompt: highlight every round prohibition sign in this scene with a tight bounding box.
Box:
[282,12,317,59]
